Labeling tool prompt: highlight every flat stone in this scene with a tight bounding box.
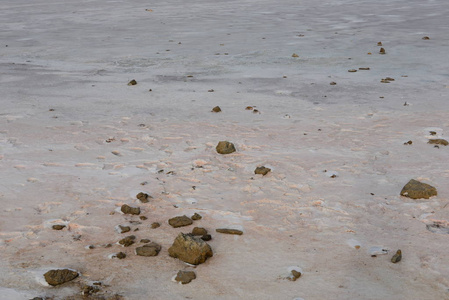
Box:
[400,179,437,199]
[192,227,208,236]
[168,215,193,228]
[52,225,66,230]
[136,242,161,257]
[175,270,196,284]
[168,233,213,265]
[43,269,79,286]
[118,235,136,247]
[121,204,140,215]
[216,141,236,154]
[151,222,161,229]
[428,139,448,146]
[254,166,271,176]
[216,228,243,235]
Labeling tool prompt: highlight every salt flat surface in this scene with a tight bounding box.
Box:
[1,0,449,299]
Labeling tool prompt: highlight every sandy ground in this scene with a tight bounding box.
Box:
[1,0,449,299]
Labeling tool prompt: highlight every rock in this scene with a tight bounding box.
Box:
[117,225,131,233]
[140,239,151,243]
[428,139,448,146]
[291,53,299,58]
[140,216,148,220]
[245,106,254,110]
[212,106,222,113]
[52,225,66,230]
[116,252,126,259]
[403,140,413,145]
[151,222,161,229]
[254,166,271,176]
[216,141,236,154]
[377,42,382,46]
[288,270,302,281]
[359,67,370,70]
[121,204,140,215]
[136,242,161,257]
[348,69,357,72]
[192,227,208,236]
[379,47,386,54]
[191,213,202,220]
[400,179,437,199]
[136,192,152,203]
[81,284,100,296]
[43,269,79,286]
[169,215,193,228]
[216,228,243,235]
[201,234,212,241]
[118,235,136,247]
[391,250,402,263]
[128,79,137,86]
[422,36,430,40]
[175,270,196,284]
[168,233,213,265]
[329,82,337,85]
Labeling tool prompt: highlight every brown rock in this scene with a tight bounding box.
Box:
[191,213,202,220]
[116,252,126,259]
[136,192,152,203]
[216,141,236,154]
[288,270,302,281]
[422,36,430,40]
[43,269,79,286]
[216,228,243,235]
[140,239,151,243]
[151,222,161,229]
[400,179,437,199]
[121,204,140,215]
[168,233,213,265]
[254,166,271,176]
[168,215,193,228]
[391,250,402,263]
[201,234,212,241]
[175,270,196,284]
[212,106,222,113]
[118,235,136,247]
[292,53,299,58]
[127,79,137,86]
[329,82,337,85]
[117,225,130,233]
[136,242,161,257]
[192,227,208,236]
[377,42,382,46]
[359,67,370,70]
[140,216,148,220]
[379,47,386,54]
[348,69,357,72]
[52,225,66,230]
[428,139,448,146]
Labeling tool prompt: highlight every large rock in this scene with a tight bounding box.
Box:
[136,242,161,257]
[400,179,437,199]
[44,269,79,286]
[168,233,213,265]
[168,215,193,228]
[216,141,236,154]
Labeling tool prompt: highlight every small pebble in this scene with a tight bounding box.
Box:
[391,250,402,263]
[128,79,137,86]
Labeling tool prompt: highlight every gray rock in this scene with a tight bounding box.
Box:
[216,141,236,154]
[168,233,213,265]
[254,166,271,176]
[121,204,140,215]
[216,228,243,235]
[136,242,161,257]
[400,179,437,199]
[175,270,196,284]
[168,215,193,228]
[43,269,79,286]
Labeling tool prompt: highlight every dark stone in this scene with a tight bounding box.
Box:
[216,141,236,154]
[117,225,130,233]
[212,106,222,113]
[379,47,386,54]
[140,239,151,243]
[192,227,208,236]
[428,139,448,146]
[116,252,126,259]
[151,222,161,229]
[168,233,213,265]
[400,179,437,199]
[168,215,193,228]
[118,235,136,247]
[288,270,302,281]
[391,250,402,263]
[254,166,271,176]
[128,79,137,86]
[175,270,196,284]
[121,204,140,215]
[140,216,148,220]
[136,192,152,203]
[201,234,212,241]
[191,213,202,220]
[43,269,79,286]
[81,285,100,295]
[52,225,66,230]
[216,228,243,235]
[136,242,161,257]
